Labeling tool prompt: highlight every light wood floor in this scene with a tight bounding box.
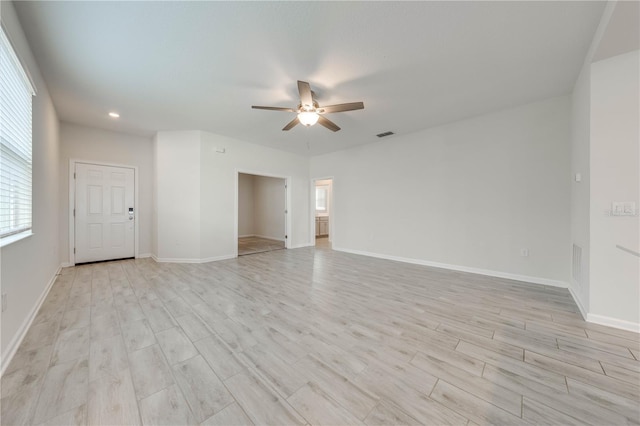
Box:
[2,244,639,425]
[238,236,285,256]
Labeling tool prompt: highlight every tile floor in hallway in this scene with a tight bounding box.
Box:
[1,244,639,425]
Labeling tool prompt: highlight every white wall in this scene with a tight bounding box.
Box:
[589,50,640,328]
[59,122,154,261]
[155,131,201,261]
[311,96,571,285]
[0,1,61,370]
[238,173,255,237]
[154,130,310,261]
[570,63,592,314]
[253,175,285,241]
[200,131,309,258]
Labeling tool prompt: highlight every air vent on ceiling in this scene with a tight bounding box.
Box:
[376,131,395,138]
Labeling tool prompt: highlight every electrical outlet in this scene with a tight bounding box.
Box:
[1,293,7,313]
[520,248,529,257]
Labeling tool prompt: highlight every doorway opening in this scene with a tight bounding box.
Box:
[237,172,288,256]
[313,178,333,248]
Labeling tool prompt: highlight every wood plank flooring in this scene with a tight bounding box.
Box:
[1,244,639,425]
[238,237,285,256]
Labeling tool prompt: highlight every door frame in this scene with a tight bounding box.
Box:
[69,159,139,266]
[310,176,334,246]
[234,169,291,257]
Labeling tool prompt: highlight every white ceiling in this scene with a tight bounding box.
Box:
[592,1,640,63]
[15,1,606,156]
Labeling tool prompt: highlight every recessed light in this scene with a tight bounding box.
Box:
[108,112,120,118]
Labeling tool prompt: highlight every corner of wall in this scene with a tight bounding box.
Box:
[1,0,63,365]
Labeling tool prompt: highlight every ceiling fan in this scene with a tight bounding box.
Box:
[252,80,364,132]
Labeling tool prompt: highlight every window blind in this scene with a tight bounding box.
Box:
[0,26,35,239]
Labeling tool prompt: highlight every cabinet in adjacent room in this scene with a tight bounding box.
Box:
[315,216,329,237]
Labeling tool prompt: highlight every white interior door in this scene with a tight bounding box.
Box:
[75,163,135,263]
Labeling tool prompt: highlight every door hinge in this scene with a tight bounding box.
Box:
[285,209,288,214]
[74,172,76,179]
[73,209,75,217]
[285,235,288,239]
[73,248,76,254]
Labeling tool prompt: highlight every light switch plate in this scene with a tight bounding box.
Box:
[623,202,636,214]
[612,202,636,216]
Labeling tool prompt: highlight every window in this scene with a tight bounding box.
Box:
[1,26,35,243]
[315,185,328,212]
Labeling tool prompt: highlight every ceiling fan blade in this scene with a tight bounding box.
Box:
[282,117,300,131]
[252,106,296,112]
[297,81,313,107]
[317,115,340,132]
[318,102,364,114]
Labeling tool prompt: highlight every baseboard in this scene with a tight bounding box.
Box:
[568,286,588,320]
[59,262,72,268]
[332,246,568,289]
[291,242,315,249]
[200,254,237,263]
[152,254,236,264]
[587,313,640,333]
[1,264,61,376]
[238,234,255,238]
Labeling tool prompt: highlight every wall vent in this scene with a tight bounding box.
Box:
[572,244,582,286]
[376,131,395,138]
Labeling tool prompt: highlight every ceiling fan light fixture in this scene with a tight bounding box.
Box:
[252,80,363,132]
[298,111,319,126]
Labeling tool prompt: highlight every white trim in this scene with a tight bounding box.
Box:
[333,246,569,288]
[568,286,588,320]
[0,231,33,248]
[234,170,292,258]
[69,159,139,265]
[290,243,315,249]
[200,255,237,263]
[60,262,73,268]
[137,253,152,259]
[152,254,236,264]
[1,265,60,375]
[587,313,640,333]
[238,234,255,238]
